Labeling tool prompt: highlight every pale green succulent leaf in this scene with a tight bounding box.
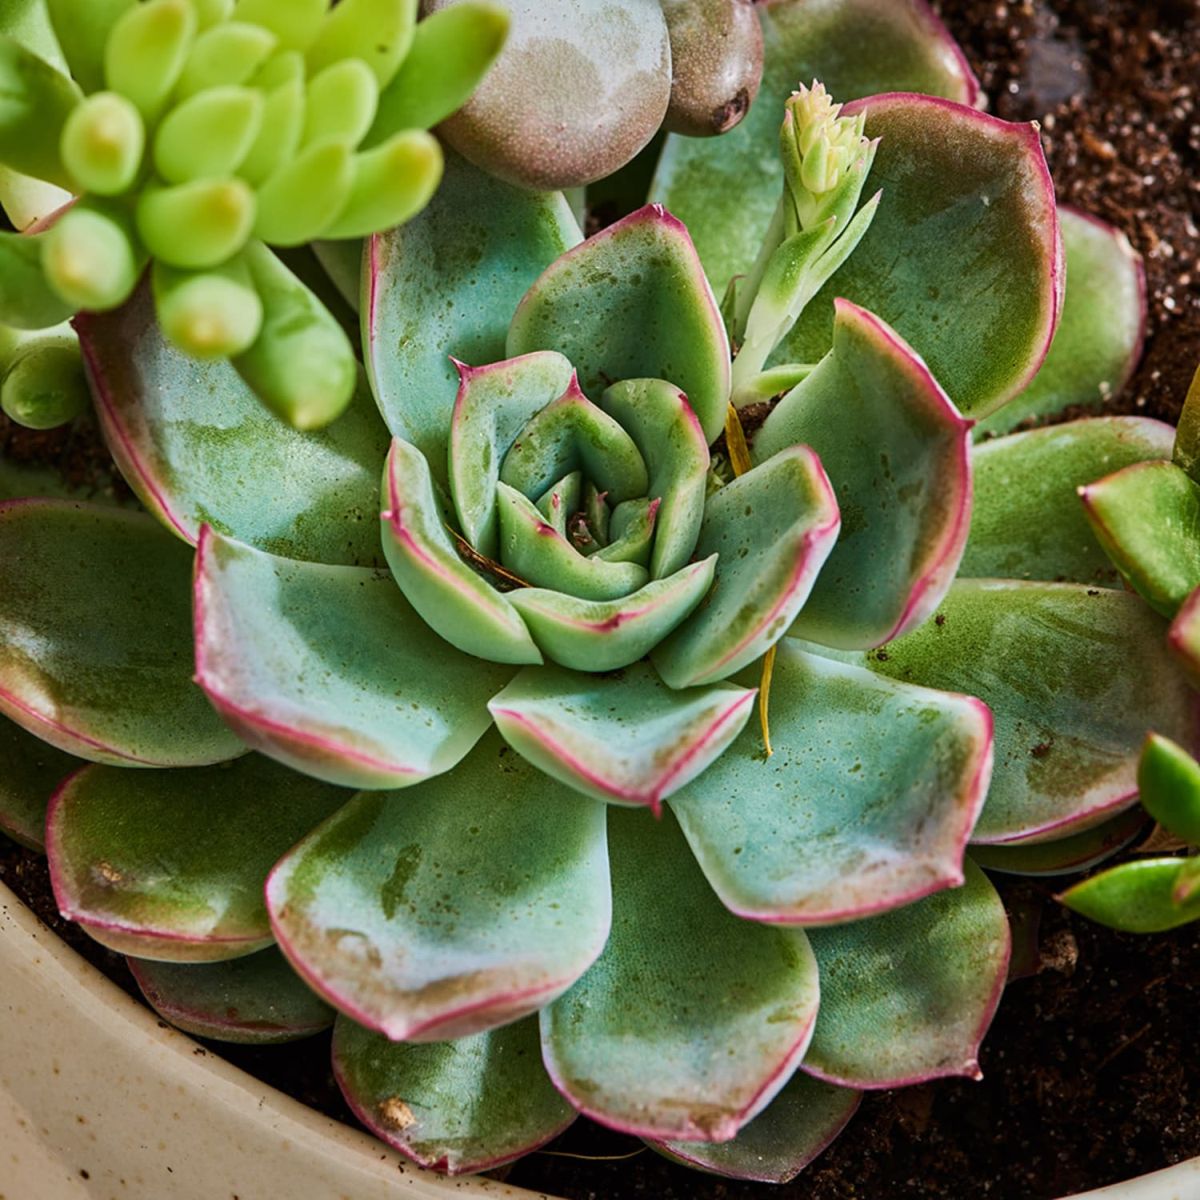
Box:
[236,0,326,53]
[0,716,81,852]
[45,0,133,93]
[1138,733,1200,846]
[968,806,1146,878]
[1059,859,1200,933]
[306,0,416,86]
[0,35,81,188]
[0,232,76,330]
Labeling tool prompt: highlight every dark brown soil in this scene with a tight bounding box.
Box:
[4,1,1200,1197]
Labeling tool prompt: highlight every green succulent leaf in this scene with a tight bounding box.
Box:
[267,732,611,1040]
[1138,733,1200,846]
[175,20,276,96]
[669,642,991,923]
[128,947,335,1045]
[1079,460,1200,618]
[46,0,136,94]
[306,0,417,87]
[153,84,263,184]
[0,716,81,852]
[0,36,81,189]
[332,1014,575,1175]
[963,417,1175,587]
[236,0,326,53]
[1059,858,1200,933]
[976,208,1145,437]
[650,1072,860,1185]
[0,232,76,330]
[508,204,732,444]
[366,147,581,484]
[968,806,1146,877]
[105,0,196,120]
[653,445,840,689]
[754,300,972,649]
[195,529,512,789]
[489,662,756,812]
[76,279,388,566]
[650,0,980,297]
[46,755,346,961]
[541,806,820,1142]
[253,140,353,248]
[1173,365,1200,482]
[860,581,1196,844]
[239,76,304,186]
[1169,586,1200,686]
[804,859,1009,1087]
[0,501,242,767]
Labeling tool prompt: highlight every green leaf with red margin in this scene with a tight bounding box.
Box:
[1170,585,1200,686]
[1137,733,1200,846]
[0,717,81,851]
[968,806,1146,877]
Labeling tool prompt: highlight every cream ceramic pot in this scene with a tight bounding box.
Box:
[2,881,1197,1200]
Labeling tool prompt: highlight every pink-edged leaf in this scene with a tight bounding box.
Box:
[653,445,839,688]
[128,948,336,1045]
[863,580,1198,845]
[488,662,756,814]
[754,300,971,649]
[0,501,243,768]
[968,806,1146,878]
[77,281,390,568]
[47,756,347,962]
[507,204,732,443]
[0,716,81,852]
[649,1071,860,1184]
[650,0,980,297]
[669,642,991,923]
[803,858,1009,1088]
[267,731,611,1042]
[541,806,820,1143]
[977,207,1146,437]
[1170,584,1200,686]
[333,1013,575,1175]
[195,528,514,790]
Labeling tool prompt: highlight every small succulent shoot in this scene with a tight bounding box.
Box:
[0,0,510,428]
[1059,734,1200,932]
[0,323,90,431]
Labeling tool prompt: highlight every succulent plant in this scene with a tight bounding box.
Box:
[0,0,1191,1186]
[0,0,509,427]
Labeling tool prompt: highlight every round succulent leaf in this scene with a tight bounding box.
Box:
[448,351,576,558]
[652,445,840,689]
[127,947,335,1044]
[862,580,1197,845]
[778,94,1062,419]
[669,642,992,924]
[267,732,611,1041]
[381,438,542,665]
[507,204,732,444]
[489,662,756,813]
[1059,858,1200,934]
[0,501,243,767]
[1079,460,1200,618]
[46,756,347,962]
[1138,733,1200,846]
[195,528,514,789]
[1170,585,1200,686]
[754,300,972,649]
[427,0,670,191]
[975,208,1146,437]
[962,417,1175,587]
[333,1013,575,1175]
[600,378,710,579]
[803,858,1009,1088]
[649,0,980,297]
[649,1071,860,1184]
[77,281,390,567]
[507,558,718,673]
[366,147,581,484]
[0,716,82,852]
[541,806,820,1142]
[968,806,1146,877]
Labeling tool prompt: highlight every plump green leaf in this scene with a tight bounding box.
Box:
[968,806,1146,877]
[860,581,1196,844]
[653,446,840,688]
[77,280,389,567]
[0,501,243,767]
[963,417,1175,586]
[47,755,346,961]
[0,716,81,852]
[804,859,1009,1087]
[306,0,416,86]
[541,806,819,1142]
[333,1014,575,1174]
[128,946,335,1044]
[267,732,610,1040]
[670,643,991,923]
[976,208,1145,437]
[46,0,136,93]
[195,529,513,789]
[1139,733,1200,846]
[508,204,731,443]
[1059,858,1200,933]
[650,0,979,296]
[1079,460,1200,618]
[0,232,76,330]
[366,148,581,484]
[0,36,80,188]
[754,300,971,649]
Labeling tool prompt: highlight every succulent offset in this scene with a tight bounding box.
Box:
[0,0,1190,1187]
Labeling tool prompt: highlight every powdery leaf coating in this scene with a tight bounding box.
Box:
[333,1013,576,1175]
[0,715,81,852]
[268,733,610,1042]
[803,858,1009,1088]
[669,643,992,924]
[541,806,820,1143]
